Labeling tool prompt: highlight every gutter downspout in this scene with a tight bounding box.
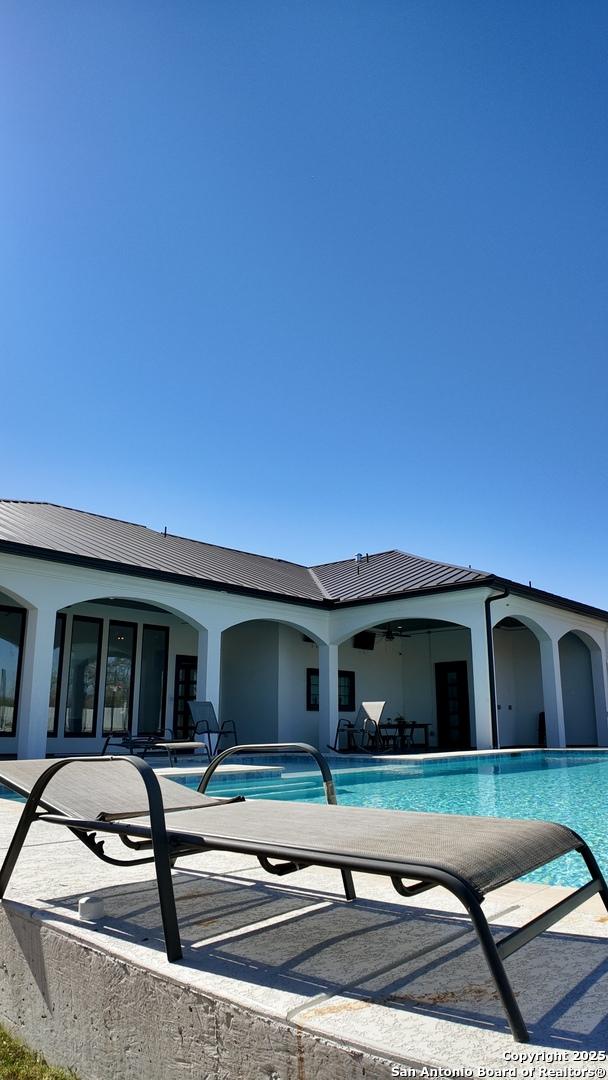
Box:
[485,587,510,749]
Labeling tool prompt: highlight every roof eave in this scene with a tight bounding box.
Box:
[0,541,331,610]
[3,541,607,623]
[488,575,608,624]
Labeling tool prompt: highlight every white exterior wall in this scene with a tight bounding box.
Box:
[338,638,404,717]
[277,627,319,744]
[1,550,608,758]
[494,627,544,746]
[275,626,407,746]
[490,593,608,748]
[559,633,596,745]
[221,622,280,743]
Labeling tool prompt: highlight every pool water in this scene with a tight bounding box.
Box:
[178,750,608,888]
[0,751,605,888]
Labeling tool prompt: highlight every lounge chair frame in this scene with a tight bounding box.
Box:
[0,744,607,1044]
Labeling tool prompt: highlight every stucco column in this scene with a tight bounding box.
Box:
[17,606,57,760]
[317,643,338,751]
[539,636,566,747]
[589,646,608,746]
[197,627,222,715]
[468,617,494,750]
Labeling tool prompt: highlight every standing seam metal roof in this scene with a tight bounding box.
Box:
[0,500,491,604]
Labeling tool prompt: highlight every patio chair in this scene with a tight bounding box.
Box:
[328,701,386,752]
[187,700,238,758]
[0,744,607,1044]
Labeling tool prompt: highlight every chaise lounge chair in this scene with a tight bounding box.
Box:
[102,728,212,768]
[0,743,606,1043]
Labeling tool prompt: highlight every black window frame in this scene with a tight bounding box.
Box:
[0,605,26,738]
[47,612,66,738]
[137,624,169,736]
[63,614,103,738]
[103,620,138,736]
[306,668,356,712]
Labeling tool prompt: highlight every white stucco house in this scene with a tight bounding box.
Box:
[0,500,607,761]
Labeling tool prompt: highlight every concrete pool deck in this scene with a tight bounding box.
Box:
[0,798,606,1079]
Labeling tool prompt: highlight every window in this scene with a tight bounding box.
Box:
[103,621,137,735]
[0,606,26,736]
[338,670,356,711]
[64,616,102,736]
[306,669,355,712]
[47,614,66,736]
[138,625,169,734]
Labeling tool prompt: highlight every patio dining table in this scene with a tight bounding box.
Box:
[378,720,432,752]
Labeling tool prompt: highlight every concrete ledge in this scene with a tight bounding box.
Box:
[0,903,396,1080]
[0,797,606,1079]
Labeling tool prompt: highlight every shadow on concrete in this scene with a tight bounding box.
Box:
[38,869,608,1049]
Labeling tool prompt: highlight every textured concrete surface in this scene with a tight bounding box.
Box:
[0,799,606,1079]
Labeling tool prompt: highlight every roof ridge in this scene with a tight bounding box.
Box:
[306,566,333,600]
[0,499,149,530]
[311,549,399,570]
[313,547,489,577]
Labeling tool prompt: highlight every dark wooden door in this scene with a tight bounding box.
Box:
[173,655,197,738]
[435,661,471,750]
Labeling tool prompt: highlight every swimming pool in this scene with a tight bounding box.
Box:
[0,750,605,887]
[175,750,608,888]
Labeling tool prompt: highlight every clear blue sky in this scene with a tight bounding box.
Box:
[2,2,607,606]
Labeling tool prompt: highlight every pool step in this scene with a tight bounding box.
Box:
[206,775,325,799]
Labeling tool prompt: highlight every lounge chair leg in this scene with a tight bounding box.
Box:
[464,892,529,1042]
[341,869,356,900]
[579,843,608,913]
[0,794,40,897]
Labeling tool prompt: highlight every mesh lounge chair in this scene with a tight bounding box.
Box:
[102,729,211,768]
[329,701,386,752]
[0,743,607,1044]
[187,701,238,758]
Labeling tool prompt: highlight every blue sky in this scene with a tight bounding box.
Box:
[2,2,607,605]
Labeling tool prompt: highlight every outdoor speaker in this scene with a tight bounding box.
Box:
[353,631,375,650]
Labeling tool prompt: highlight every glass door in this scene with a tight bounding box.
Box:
[173,655,197,739]
[434,660,471,750]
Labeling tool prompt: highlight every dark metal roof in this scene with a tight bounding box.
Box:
[0,501,324,602]
[311,549,488,601]
[1,501,606,622]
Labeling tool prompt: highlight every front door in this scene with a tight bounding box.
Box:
[173,655,197,739]
[435,660,471,750]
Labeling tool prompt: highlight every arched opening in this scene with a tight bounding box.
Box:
[338,617,474,750]
[0,586,31,740]
[49,595,207,753]
[559,631,599,747]
[220,618,324,746]
[493,617,544,747]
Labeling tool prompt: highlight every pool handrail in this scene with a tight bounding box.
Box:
[197,742,339,806]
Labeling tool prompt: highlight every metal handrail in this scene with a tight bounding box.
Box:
[197,742,339,805]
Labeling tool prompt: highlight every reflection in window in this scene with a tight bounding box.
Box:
[65,617,102,736]
[103,622,136,734]
[0,607,26,736]
[138,626,168,734]
[48,614,66,736]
